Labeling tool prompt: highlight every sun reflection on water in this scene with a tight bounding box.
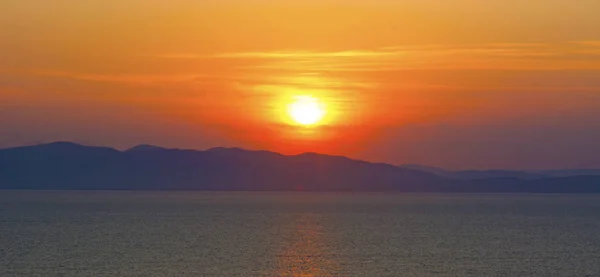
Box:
[274,213,340,277]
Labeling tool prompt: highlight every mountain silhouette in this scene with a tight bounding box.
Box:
[399,164,600,180]
[126,144,168,152]
[1,142,599,192]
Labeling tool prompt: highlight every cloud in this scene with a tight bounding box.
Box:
[36,41,598,89]
[158,42,600,72]
[158,50,406,59]
[31,71,225,85]
[571,40,600,47]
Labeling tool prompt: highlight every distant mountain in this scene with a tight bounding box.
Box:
[537,169,600,178]
[399,164,600,180]
[1,142,599,193]
[398,164,450,177]
[126,144,168,152]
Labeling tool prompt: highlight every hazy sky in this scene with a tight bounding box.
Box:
[1,0,600,169]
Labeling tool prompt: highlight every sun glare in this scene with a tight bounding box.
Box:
[287,96,326,126]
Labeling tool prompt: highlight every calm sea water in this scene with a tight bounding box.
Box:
[1,191,600,277]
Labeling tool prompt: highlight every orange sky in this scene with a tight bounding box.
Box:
[1,0,600,169]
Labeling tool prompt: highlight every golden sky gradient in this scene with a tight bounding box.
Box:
[1,0,600,169]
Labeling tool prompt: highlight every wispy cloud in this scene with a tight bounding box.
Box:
[158,42,600,72]
[33,71,223,85]
[571,41,600,47]
[13,41,600,94]
[158,50,406,59]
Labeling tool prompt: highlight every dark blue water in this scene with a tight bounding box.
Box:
[1,191,600,276]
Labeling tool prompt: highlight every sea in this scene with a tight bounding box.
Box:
[1,191,600,277]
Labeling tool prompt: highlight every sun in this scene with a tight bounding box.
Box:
[287,96,326,126]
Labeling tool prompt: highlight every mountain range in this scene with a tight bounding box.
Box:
[1,142,599,193]
[399,164,600,180]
